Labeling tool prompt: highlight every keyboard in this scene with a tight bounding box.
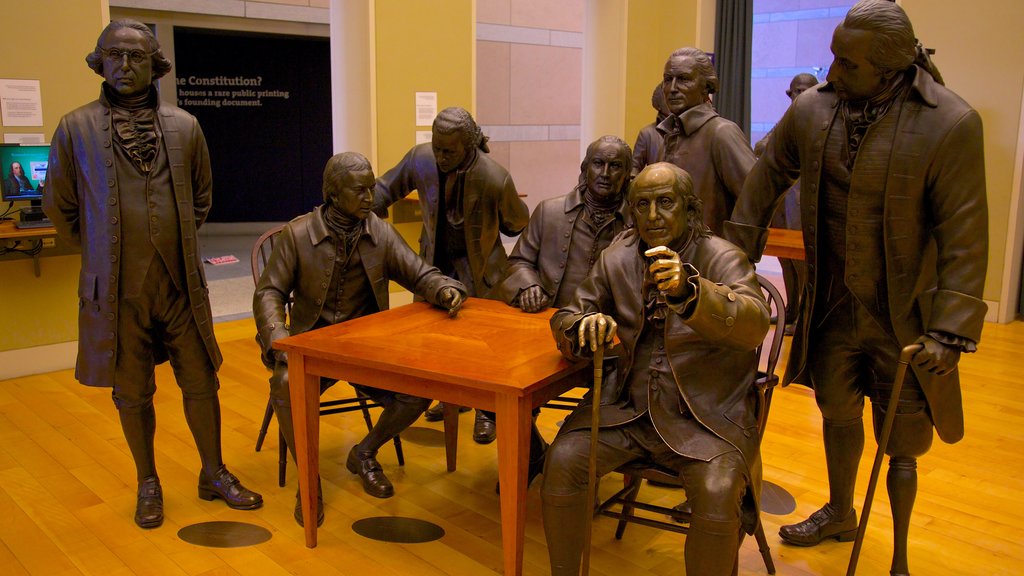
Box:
[15,219,54,229]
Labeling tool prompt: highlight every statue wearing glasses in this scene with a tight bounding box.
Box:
[43,19,262,530]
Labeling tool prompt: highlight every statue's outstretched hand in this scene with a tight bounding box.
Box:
[519,285,550,313]
[578,313,617,353]
[644,246,691,299]
[911,334,961,376]
[440,287,465,318]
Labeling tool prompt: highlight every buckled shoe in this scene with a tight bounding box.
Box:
[198,465,264,510]
[294,481,325,527]
[135,475,163,528]
[473,410,496,444]
[346,447,394,498]
[779,503,857,546]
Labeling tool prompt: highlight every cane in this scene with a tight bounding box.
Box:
[579,342,605,576]
[846,343,924,576]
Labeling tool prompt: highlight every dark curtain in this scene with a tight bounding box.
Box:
[713,0,753,136]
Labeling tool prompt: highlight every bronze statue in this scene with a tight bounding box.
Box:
[657,47,756,236]
[754,72,818,335]
[542,162,769,576]
[724,2,988,574]
[373,106,529,443]
[42,19,262,529]
[631,83,669,177]
[253,152,466,525]
[493,135,633,488]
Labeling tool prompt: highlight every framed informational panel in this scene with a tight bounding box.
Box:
[173,28,331,222]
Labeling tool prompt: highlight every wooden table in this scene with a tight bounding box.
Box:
[0,219,57,276]
[764,227,805,261]
[273,297,589,575]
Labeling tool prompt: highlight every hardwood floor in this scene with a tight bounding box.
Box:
[1,316,1022,575]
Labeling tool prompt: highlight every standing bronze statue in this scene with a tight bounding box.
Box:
[631,83,669,177]
[657,47,756,235]
[253,152,466,525]
[494,135,633,488]
[373,106,529,443]
[43,19,262,529]
[724,2,987,574]
[754,72,818,335]
[542,162,769,576]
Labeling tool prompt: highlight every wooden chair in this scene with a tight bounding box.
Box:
[594,273,787,574]
[251,224,404,487]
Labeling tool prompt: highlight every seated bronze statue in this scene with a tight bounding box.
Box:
[253,152,465,526]
[542,163,770,576]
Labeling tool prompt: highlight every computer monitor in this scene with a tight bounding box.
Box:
[0,143,49,205]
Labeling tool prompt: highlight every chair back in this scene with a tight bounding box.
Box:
[753,274,786,442]
[251,224,286,287]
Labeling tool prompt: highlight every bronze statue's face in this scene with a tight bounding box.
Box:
[631,168,690,248]
[11,162,23,176]
[329,168,376,220]
[585,141,629,201]
[663,55,707,115]
[787,77,817,101]
[432,130,468,174]
[100,27,154,97]
[827,25,886,102]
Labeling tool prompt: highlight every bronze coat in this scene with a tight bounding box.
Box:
[493,186,631,306]
[657,102,756,235]
[252,208,465,363]
[551,230,769,515]
[372,143,529,297]
[43,92,219,387]
[725,66,988,443]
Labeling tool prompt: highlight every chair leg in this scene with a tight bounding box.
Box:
[753,517,776,574]
[393,434,405,466]
[357,395,375,432]
[256,400,273,452]
[615,474,643,540]
[278,429,287,487]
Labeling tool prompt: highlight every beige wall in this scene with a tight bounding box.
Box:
[0,0,108,358]
[477,0,583,213]
[901,0,1024,319]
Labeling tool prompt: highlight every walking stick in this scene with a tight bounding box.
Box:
[580,342,605,576]
[846,343,923,576]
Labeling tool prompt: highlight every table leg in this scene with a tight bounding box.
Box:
[495,393,531,576]
[442,403,459,472]
[288,353,321,548]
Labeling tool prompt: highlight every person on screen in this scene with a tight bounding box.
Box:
[5,161,34,195]
[254,151,466,524]
[42,19,262,530]
[373,106,530,444]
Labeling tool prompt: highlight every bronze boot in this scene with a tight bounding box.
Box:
[346,447,394,498]
[198,465,264,509]
[293,480,325,527]
[135,475,163,529]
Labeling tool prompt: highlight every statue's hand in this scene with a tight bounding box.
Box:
[519,285,550,313]
[644,246,690,299]
[274,350,288,365]
[439,287,465,317]
[578,313,617,353]
[912,334,961,376]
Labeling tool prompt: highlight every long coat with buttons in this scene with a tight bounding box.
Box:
[43,90,219,387]
[493,185,631,308]
[252,207,465,365]
[551,229,769,519]
[372,143,529,298]
[725,66,988,443]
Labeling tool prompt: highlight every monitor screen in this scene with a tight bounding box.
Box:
[0,143,49,202]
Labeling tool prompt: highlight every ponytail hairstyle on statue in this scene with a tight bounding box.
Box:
[432,107,490,153]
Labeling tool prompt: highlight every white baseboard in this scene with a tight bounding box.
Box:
[0,340,77,381]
